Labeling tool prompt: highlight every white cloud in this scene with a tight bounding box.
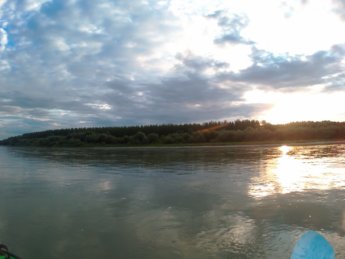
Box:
[24,0,51,11]
[0,0,6,8]
[0,60,10,71]
[86,103,112,111]
[0,28,8,51]
[243,0,345,55]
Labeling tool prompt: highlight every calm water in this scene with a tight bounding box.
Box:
[1,143,345,258]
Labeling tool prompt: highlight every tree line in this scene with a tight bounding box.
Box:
[1,120,345,147]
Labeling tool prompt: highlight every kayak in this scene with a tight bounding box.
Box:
[0,244,21,259]
[0,231,336,259]
[291,231,335,259]
[0,255,20,259]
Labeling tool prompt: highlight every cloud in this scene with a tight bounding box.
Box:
[0,0,175,129]
[224,45,345,89]
[207,11,253,45]
[102,54,264,125]
[332,0,345,19]
[0,0,345,138]
[175,52,230,74]
[0,28,7,51]
[0,0,264,138]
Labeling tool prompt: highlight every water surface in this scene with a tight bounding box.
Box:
[1,144,345,258]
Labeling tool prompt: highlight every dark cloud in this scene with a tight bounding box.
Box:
[222,46,345,89]
[175,52,229,73]
[0,0,177,136]
[101,54,261,125]
[207,11,253,45]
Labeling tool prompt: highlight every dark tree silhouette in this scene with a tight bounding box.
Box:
[1,120,345,147]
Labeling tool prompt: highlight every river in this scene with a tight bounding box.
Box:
[0,143,345,258]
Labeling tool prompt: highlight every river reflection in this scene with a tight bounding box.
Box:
[249,144,345,198]
[1,144,345,258]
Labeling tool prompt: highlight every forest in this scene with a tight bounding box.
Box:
[1,120,345,147]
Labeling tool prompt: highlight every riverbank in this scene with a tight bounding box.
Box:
[2,120,345,147]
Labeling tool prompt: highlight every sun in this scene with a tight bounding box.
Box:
[244,89,345,124]
[262,93,345,123]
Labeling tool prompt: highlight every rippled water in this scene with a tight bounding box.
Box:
[1,143,345,258]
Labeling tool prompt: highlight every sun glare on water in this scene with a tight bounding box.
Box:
[249,145,345,199]
[279,145,291,155]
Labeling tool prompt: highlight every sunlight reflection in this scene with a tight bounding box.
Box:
[279,145,291,155]
[98,180,113,192]
[249,145,345,198]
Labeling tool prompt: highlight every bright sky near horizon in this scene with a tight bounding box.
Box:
[1,0,345,138]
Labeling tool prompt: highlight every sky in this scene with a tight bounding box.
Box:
[1,0,345,139]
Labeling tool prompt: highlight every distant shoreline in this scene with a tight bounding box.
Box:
[2,140,345,150]
[2,120,345,148]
